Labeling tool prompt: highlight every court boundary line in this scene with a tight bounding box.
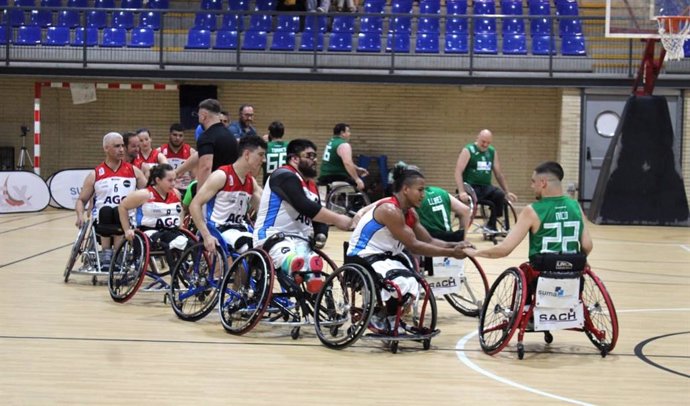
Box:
[455,307,690,405]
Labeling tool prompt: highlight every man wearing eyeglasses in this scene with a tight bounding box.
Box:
[253,139,353,294]
[228,104,258,141]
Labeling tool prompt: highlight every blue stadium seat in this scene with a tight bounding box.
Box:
[15,0,35,5]
[228,0,249,10]
[94,0,115,7]
[121,0,143,8]
[44,26,70,46]
[221,13,243,31]
[214,29,237,49]
[386,31,410,52]
[444,32,468,53]
[15,25,41,45]
[0,28,6,45]
[72,26,98,46]
[304,15,327,32]
[532,34,555,55]
[242,30,267,50]
[30,10,53,27]
[147,0,168,8]
[57,10,80,28]
[391,0,413,13]
[299,31,324,51]
[446,17,468,33]
[561,34,585,55]
[254,0,275,11]
[446,0,467,15]
[531,17,551,36]
[418,16,439,33]
[249,13,272,32]
[86,11,107,29]
[503,18,525,34]
[473,0,497,34]
[332,16,355,33]
[503,33,527,54]
[201,0,224,10]
[194,13,218,31]
[328,31,352,51]
[129,26,154,47]
[684,40,690,58]
[275,15,299,32]
[415,32,439,53]
[101,27,127,47]
[356,31,380,52]
[529,0,550,16]
[390,16,412,33]
[362,0,386,13]
[270,30,295,50]
[67,0,87,6]
[186,28,212,49]
[9,9,26,27]
[139,11,161,30]
[474,32,498,54]
[559,18,582,36]
[41,0,62,7]
[501,0,522,15]
[418,0,441,14]
[112,11,135,30]
[360,16,383,33]
[555,0,579,16]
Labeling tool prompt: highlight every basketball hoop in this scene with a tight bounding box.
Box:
[656,16,690,61]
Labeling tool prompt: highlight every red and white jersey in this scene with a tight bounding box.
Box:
[136,186,182,229]
[131,156,145,169]
[139,149,161,166]
[206,165,254,227]
[92,161,137,215]
[348,196,417,257]
[159,143,193,189]
[254,165,320,246]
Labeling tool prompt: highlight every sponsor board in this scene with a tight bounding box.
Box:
[0,171,50,214]
[535,275,580,308]
[426,257,465,296]
[47,168,92,210]
[534,302,584,331]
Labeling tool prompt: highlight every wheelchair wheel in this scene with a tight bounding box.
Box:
[461,182,479,227]
[64,220,91,283]
[478,267,527,355]
[582,269,619,356]
[170,242,228,322]
[108,232,149,303]
[408,279,438,339]
[497,200,518,233]
[327,184,370,217]
[444,256,489,317]
[219,249,274,335]
[314,264,375,350]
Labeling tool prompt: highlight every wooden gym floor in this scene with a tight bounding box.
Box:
[0,208,688,405]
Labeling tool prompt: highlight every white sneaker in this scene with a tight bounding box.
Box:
[368,314,387,333]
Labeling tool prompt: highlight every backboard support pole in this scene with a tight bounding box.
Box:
[632,38,666,96]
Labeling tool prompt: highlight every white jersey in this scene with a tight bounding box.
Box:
[206,164,254,227]
[136,186,182,229]
[253,166,320,246]
[348,196,417,258]
[92,161,137,216]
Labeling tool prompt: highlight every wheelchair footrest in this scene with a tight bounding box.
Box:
[363,328,440,342]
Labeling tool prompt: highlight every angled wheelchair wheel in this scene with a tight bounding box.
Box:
[327,184,371,217]
[444,256,489,317]
[408,278,438,339]
[170,242,228,321]
[462,182,479,227]
[219,249,274,335]
[582,269,619,356]
[64,220,91,283]
[314,263,376,350]
[497,200,518,233]
[108,231,149,303]
[478,267,527,355]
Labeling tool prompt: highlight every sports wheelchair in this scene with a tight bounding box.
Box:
[64,216,118,285]
[462,182,517,244]
[478,253,619,359]
[168,223,245,321]
[107,228,197,303]
[421,255,489,317]
[217,233,338,339]
[314,252,439,353]
[319,180,371,217]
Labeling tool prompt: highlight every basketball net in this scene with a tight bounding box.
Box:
[657,16,690,61]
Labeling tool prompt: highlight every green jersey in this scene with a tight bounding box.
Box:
[463,143,495,186]
[529,196,584,259]
[320,136,348,178]
[264,140,288,175]
[417,186,453,233]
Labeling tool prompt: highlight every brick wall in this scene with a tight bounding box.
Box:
[0,78,687,210]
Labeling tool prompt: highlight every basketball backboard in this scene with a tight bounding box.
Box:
[606,0,690,38]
